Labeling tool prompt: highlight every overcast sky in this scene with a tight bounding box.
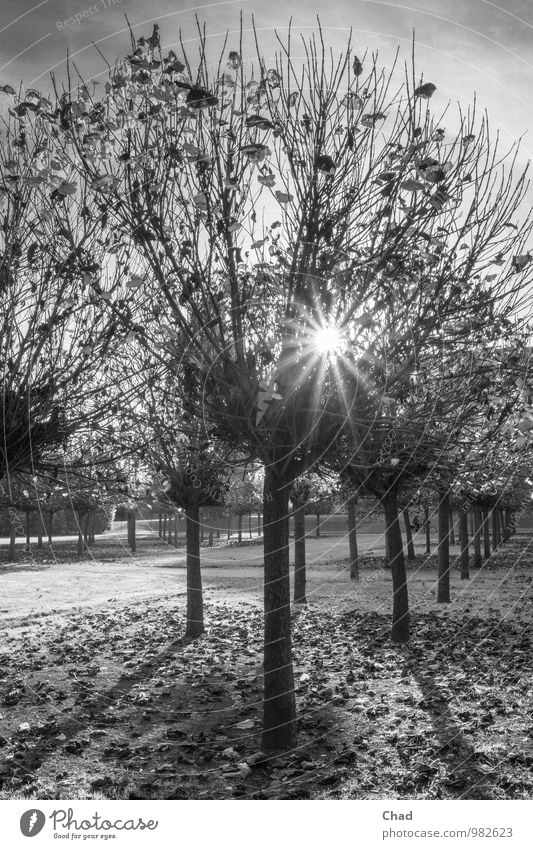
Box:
[0,0,532,157]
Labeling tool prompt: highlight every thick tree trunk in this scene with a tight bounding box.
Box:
[424,505,431,554]
[482,506,491,559]
[382,490,409,643]
[185,504,204,638]
[347,495,359,581]
[293,502,307,604]
[262,466,297,751]
[437,491,451,603]
[473,506,483,568]
[402,507,416,561]
[458,507,469,580]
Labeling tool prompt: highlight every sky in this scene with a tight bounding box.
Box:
[0,0,532,158]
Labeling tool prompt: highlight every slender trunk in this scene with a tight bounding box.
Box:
[262,466,297,751]
[382,490,409,643]
[83,512,90,547]
[449,508,455,546]
[249,512,253,539]
[469,510,475,537]
[77,513,84,556]
[238,512,243,543]
[208,525,214,547]
[315,512,320,537]
[347,495,359,581]
[47,511,53,545]
[437,491,451,603]
[402,507,416,561]
[185,504,204,638]
[227,511,232,540]
[458,507,469,580]
[473,506,483,568]
[25,510,31,548]
[162,512,167,541]
[158,512,162,538]
[293,502,307,604]
[257,512,261,535]
[200,518,204,543]
[129,511,136,554]
[492,508,500,550]
[503,508,511,541]
[482,506,491,559]
[424,505,431,554]
[9,520,16,561]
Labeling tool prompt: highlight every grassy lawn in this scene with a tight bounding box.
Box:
[0,532,531,800]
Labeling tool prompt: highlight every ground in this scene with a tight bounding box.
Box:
[0,529,531,800]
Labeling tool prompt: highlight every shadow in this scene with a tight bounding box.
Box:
[0,563,50,574]
[411,665,494,799]
[1,633,198,790]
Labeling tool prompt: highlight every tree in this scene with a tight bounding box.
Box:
[48,20,533,747]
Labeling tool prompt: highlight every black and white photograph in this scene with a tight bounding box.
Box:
[0,0,532,843]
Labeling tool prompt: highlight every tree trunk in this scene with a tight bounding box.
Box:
[469,510,475,536]
[208,525,214,547]
[458,507,469,580]
[482,506,491,559]
[237,512,243,543]
[424,505,431,554]
[83,512,90,547]
[47,511,53,545]
[158,512,162,538]
[473,506,483,568]
[227,511,232,540]
[347,495,359,581]
[257,512,261,535]
[293,502,306,604]
[77,514,84,555]
[315,512,320,537]
[9,520,16,561]
[402,507,416,561]
[185,504,204,638]
[437,491,451,603]
[502,508,511,541]
[25,510,31,549]
[249,512,253,539]
[492,508,500,550]
[382,490,409,643]
[129,511,136,553]
[262,466,297,751]
[162,511,167,541]
[449,508,455,546]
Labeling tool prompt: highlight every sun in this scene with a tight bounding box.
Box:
[313,323,345,356]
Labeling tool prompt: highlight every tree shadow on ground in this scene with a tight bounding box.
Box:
[1,632,199,792]
[411,665,494,799]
